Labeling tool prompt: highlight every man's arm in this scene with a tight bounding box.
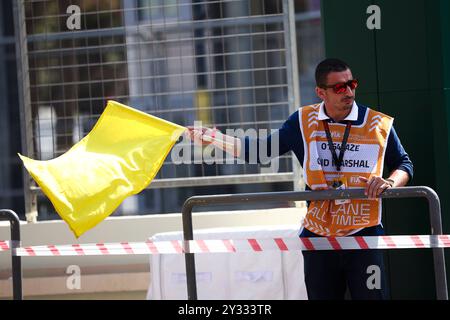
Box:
[186,111,305,164]
[386,168,410,187]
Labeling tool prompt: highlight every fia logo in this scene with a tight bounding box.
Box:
[330,131,341,138]
[350,176,361,184]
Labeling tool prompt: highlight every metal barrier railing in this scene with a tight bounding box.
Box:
[0,209,22,300]
[181,186,448,300]
[0,186,447,300]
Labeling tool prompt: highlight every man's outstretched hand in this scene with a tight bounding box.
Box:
[185,126,218,146]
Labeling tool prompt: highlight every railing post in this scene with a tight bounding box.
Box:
[421,187,447,300]
[0,209,23,300]
[181,201,197,300]
[378,186,447,300]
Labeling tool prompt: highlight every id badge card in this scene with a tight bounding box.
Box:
[331,176,351,205]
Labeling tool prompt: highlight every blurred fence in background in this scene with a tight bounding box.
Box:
[5,0,323,219]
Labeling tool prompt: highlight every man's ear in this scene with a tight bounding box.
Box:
[315,86,326,101]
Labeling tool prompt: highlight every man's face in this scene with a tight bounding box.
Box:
[315,69,356,113]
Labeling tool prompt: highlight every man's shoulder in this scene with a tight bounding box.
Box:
[357,103,392,119]
[299,103,321,111]
[297,103,320,120]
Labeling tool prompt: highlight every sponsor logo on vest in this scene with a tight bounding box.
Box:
[330,202,371,226]
[350,176,361,183]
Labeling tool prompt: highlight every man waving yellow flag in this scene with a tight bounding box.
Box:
[19,100,186,238]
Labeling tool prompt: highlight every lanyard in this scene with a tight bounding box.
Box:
[322,120,352,172]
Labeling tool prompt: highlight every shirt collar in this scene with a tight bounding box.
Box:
[317,101,358,122]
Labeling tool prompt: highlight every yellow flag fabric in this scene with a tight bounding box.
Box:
[19,100,186,238]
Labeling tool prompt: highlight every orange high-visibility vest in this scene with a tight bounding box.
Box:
[299,104,393,236]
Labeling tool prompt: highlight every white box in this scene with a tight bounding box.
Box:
[146,225,308,300]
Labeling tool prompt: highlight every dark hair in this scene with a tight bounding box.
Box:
[315,58,350,87]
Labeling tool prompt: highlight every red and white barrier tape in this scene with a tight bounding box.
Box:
[0,235,449,256]
[0,240,9,252]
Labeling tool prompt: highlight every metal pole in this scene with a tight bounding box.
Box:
[181,201,198,300]
[0,210,23,300]
[419,187,447,300]
[372,187,447,299]
[0,6,12,210]
[12,0,37,223]
[181,186,447,300]
[282,0,303,192]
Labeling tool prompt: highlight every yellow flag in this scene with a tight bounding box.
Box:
[19,100,186,238]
